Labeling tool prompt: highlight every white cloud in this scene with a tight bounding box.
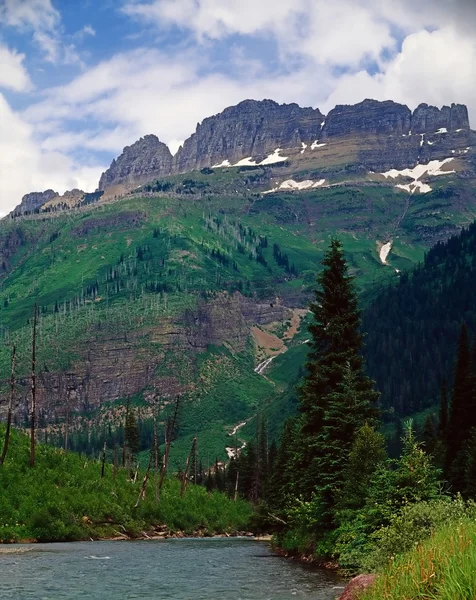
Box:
[0,93,104,216]
[324,27,476,122]
[23,47,324,152]
[75,24,96,39]
[0,45,32,92]
[0,0,60,31]
[0,0,83,66]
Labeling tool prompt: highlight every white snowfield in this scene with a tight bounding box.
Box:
[263,178,326,194]
[310,140,326,149]
[212,148,288,169]
[301,142,307,154]
[382,158,455,194]
[435,128,448,134]
[379,241,392,265]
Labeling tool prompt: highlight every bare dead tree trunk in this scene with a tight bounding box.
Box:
[134,454,152,508]
[122,400,129,468]
[101,441,107,478]
[133,461,140,483]
[113,441,117,480]
[158,423,170,490]
[0,344,16,466]
[64,388,70,453]
[30,304,38,468]
[153,398,159,504]
[194,437,198,484]
[234,471,239,502]
[159,396,181,490]
[180,437,197,497]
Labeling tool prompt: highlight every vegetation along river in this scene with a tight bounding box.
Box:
[0,539,344,599]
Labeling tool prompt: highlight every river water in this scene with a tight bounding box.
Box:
[0,539,344,599]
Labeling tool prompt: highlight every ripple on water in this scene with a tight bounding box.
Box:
[0,539,343,600]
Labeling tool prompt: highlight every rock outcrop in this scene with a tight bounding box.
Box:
[98,134,173,191]
[13,189,59,216]
[411,103,470,134]
[173,99,324,173]
[322,99,412,138]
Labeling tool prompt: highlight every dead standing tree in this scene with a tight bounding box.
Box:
[180,437,197,497]
[0,344,16,466]
[30,303,38,468]
[158,395,181,490]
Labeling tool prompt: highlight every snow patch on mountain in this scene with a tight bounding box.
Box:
[310,140,326,149]
[379,241,392,265]
[263,178,326,194]
[382,158,455,194]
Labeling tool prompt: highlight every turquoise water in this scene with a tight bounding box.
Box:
[0,539,344,599]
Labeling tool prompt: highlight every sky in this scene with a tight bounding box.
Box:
[0,0,475,215]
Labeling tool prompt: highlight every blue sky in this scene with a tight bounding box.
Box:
[0,0,475,214]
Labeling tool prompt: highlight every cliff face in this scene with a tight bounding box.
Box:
[97,134,173,191]
[14,98,474,206]
[27,292,291,414]
[13,189,59,216]
[173,99,324,173]
[322,99,412,138]
[411,103,469,134]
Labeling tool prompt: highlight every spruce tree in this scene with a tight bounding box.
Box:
[446,323,475,489]
[296,239,379,503]
[125,407,140,458]
[339,423,386,511]
[438,379,448,440]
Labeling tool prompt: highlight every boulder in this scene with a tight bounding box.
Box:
[338,574,376,600]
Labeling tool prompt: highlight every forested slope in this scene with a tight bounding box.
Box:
[363,221,476,416]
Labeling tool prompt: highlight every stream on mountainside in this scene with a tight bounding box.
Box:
[0,538,344,599]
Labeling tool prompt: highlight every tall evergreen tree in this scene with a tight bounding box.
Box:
[295,239,379,503]
[438,379,448,440]
[446,323,475,489]
[125,407,140,458]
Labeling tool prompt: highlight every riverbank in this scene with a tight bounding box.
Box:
[0,427,253,544]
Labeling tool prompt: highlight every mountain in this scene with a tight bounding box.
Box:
[97,134,173,193]
[12,98,475,214]
[1,96,476,462]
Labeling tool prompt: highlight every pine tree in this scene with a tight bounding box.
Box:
[125,407,140,458]
[339,423,387,511]
[446,323,475,489]
[296,239,379,503]
[438,379,448,440]
[422,415,438,456]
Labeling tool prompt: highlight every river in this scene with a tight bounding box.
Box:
[0,538,344,599]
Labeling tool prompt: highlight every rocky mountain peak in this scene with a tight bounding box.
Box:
[322,99,412,138]
[13,189,59,216]
[98,134,173,191]
[411,103,470,133]
[172,99,325,173]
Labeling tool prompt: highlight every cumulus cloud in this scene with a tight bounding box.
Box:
[23,47,327,156]
[0,93,105,216]
[0,45,32,92]
[0,0,83,66]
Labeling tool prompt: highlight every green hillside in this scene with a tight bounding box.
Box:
[0,165,475,463]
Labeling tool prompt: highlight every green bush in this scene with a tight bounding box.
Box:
[0,426,252,542]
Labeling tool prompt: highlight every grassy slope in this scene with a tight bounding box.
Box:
[0,426,252,542]
[362,520,476,600]
[0,168,474,460]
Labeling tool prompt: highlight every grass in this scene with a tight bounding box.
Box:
[362,519,476,600]
[0,426,252,543]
